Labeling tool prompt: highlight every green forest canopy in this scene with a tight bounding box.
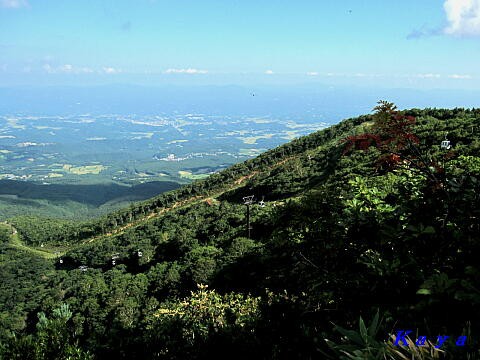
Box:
[1,104,480,359]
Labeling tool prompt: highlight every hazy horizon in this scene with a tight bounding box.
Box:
[1,83,480,120]
[2,0,480,91]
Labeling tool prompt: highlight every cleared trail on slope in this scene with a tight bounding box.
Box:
[0,222,58,259]
[1,156,294,259]
[79,169,264,247]
[84,195,204,244]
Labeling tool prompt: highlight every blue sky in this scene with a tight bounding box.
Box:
[1,0,480,88]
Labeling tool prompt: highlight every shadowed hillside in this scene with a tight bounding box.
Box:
[0,180,180,220]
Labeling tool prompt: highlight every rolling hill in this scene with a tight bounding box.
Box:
[1,104,480,359]
[0,180,181,220]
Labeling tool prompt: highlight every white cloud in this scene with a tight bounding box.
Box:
[60,64,73,73]
[322,72,382,78]
[43,64,54,74]
[164,68,208,74]
[264,70,274,75]
[43,64,95,74]
[444,0,480,36]
[325,72,349,77]
[415,73,441,78]
[306,71,319,76]
[448,73,472,78]
[102,66,121,74]
[0,0,29,8]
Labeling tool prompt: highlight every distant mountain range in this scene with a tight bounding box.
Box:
[2,84,480,117]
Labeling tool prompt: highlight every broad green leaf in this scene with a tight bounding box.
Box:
[368,310,380,338]
[359,317,368,341]
[416,289,431,295]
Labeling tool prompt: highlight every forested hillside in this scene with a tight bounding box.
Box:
[0,180,181,220]
[1,103,480,359]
